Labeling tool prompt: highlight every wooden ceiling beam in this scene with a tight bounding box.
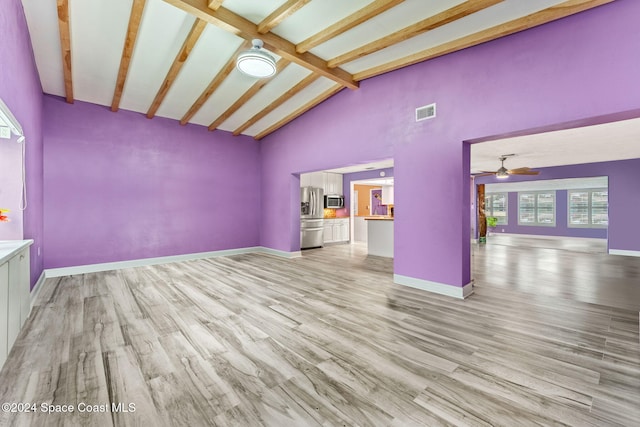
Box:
[208,59,291,131]
[354,0,615,81]
[296,0,404,54]
[56,0,74,103]
[112,0,147,112]
[180,41,249,125]
[258,0,311,34]
[147,18,207,119]
[207,0,224,11]
[232,73,320,136]
[163,0,358,90]
[254,84,344,140]
[328,0,503,69]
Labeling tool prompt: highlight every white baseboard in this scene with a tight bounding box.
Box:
[394,274,474,299]
[608,249,640,257]
[44,246,301,278]
[30,270,47,307]
[256,247,302,258]
[491,233,606,242]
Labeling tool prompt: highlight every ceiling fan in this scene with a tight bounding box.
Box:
[475,154,539,179]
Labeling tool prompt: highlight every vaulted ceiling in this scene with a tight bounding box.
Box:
[22,0,612,140]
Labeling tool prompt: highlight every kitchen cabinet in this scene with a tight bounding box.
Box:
[0,241,32,371]
[310,172,324,189]
[323,173,343,196]
[382,185,394,205]
[323,223,333,243]
[7,248,28,348]
[300,172,323,189]
[301,172,343,197]
[0,262,8,369]
[323,218,349,244]
[335,218,349,241]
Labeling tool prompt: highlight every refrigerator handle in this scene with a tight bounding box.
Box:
[312,190,316,216]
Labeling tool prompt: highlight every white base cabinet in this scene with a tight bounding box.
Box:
[323,218,349,244]
[0,262,8,369]
[0,241,32,371]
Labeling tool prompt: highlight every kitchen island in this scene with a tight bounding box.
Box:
[364,217,393,257]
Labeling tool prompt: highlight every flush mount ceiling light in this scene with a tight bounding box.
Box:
[236,39,277,78]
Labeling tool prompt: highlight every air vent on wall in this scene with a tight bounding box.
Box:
[416,103,436,122]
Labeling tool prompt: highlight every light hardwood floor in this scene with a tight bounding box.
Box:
[0,242,638,426]
[475,234,640,311]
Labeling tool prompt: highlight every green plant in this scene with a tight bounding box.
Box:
[486,216,498,228]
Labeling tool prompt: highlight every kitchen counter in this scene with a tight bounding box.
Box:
[364,216,394,221]
[0,240,33,265]
[366,219,393,258]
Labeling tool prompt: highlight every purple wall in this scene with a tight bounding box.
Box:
[43,96,261,268]
[1,0,44,288]
[260,0,640,289]
[476,158,640,250]
[342,167,394,216]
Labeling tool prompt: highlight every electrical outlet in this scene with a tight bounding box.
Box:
[37,247,41,256]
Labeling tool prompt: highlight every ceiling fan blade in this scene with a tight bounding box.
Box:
[509,170,540,175]
[472,172,496,177]
[507,167,532,173]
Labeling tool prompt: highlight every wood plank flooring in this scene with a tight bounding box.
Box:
[474,235,640,311]
[0,242,638,426]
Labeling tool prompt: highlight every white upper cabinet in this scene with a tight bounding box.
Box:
[323,173,331,193]
[324,173,343,195]
[310,172,324,189]
[300,173,311,187]
[301,172,343,196]
[382,185,395,204]
[334,173,344,196]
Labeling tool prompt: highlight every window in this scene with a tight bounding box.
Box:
[518,191,555,226]
[484,193,508,225]
[568,188,608,227]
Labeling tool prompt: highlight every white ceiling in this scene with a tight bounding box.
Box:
[353,177,395,186]
[486,176,608,193]
[20,0,594,139]
[325,158,394,174]
[327,117,640,176]
[470,117,640,173]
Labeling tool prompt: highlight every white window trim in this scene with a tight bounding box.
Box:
[518,191,556,227]
[568,188,608,229]
[485,193,508,225]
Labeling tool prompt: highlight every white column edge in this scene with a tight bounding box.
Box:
[394,274,474,299]
[608,249,640,257]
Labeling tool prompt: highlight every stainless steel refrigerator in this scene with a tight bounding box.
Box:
[300,186,324,249]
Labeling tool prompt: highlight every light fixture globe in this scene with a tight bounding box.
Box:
[495,155,510,179]
[236,39,277,78]
[495,167,509,179]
